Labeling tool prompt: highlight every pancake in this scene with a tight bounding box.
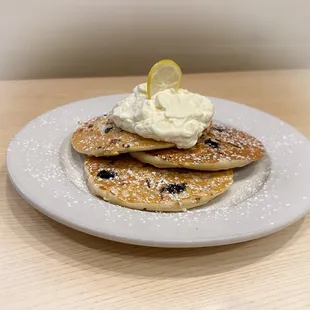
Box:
[130,124,265,171]
[71,115,174,156]
[84,155,233,212]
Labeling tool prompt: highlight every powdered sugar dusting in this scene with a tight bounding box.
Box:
[84,155,233,209]
[142,123,265,167]
[7,95,310,246]
[60,136,270,214]
[59,135,88,192]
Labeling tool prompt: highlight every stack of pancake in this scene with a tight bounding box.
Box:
[71,115,264,212]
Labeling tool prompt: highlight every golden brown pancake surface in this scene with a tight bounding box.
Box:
[84,155,234,212]
[130,124,265,171]
[71,115,174,156]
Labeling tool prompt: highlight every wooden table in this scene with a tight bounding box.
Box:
[1,70,310,309]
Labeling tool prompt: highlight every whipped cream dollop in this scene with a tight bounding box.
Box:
[110,83,214,149]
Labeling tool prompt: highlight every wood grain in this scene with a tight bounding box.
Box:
[1,71,310,310]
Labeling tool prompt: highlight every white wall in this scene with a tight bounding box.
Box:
[1,0,310,80]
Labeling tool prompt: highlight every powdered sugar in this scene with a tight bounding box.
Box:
[7,94,310,247]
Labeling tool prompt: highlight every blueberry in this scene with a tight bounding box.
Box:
[204,139,219,149]
[160,183,186,194]
[104,127,113,133]
[97,170,116,179]
[146,179,151,188]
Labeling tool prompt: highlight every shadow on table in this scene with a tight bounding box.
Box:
[5,178,307,279]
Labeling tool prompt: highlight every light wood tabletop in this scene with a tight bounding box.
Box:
[1,70,310,310]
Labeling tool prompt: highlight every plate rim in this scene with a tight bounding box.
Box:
[6,94,310,248]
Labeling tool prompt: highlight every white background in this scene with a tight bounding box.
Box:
[1,0,310,80]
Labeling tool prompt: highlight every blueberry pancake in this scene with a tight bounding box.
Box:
[84,155,233,212]
[130,124,265,171]
[71,116,174,157]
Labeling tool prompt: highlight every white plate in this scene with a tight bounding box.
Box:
[7,95,310,247]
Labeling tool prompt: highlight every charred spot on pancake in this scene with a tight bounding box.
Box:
[104,127,113,134]
[160,183,187,194]
[204,139,220,149]
[122,144,130,148]
[97,169,117,180]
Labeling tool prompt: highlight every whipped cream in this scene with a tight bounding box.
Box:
[110,84,214,149]
[133,83,147,94]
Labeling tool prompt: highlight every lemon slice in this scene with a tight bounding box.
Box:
[147,59,182,99]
